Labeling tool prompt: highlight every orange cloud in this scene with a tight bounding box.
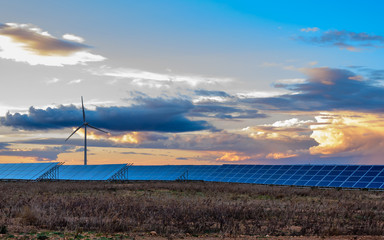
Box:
[310,112,384,156]
[216,152,251,162]
[76,128,140,144]
[266,152,298,159]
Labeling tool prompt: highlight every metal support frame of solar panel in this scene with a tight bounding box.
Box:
[108,163,133,181]
[57,164,129,181]
[203,164,384,189]
[36,162,64,181]
[0,163,60,181]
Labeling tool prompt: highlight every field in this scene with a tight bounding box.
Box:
[0,181,384,239]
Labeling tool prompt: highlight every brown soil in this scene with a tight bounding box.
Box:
[0,181,383,239]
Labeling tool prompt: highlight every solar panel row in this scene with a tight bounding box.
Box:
[206,165,384,189]
[0,163,383,189]
[126,164,384,189]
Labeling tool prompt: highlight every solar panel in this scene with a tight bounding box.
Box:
[0,163,59,180]
[57,164,128,180]
[128,165,190,181]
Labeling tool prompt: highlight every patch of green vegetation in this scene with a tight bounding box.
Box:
[255,194,273,200]
[0,225,8,234]
[36,234,49,240]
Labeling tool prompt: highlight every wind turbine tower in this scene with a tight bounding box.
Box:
[65,96,108,165]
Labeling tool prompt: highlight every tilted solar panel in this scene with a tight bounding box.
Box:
[57,164,128,180]
[0,163,59,180]
[128,165,190,181]
[125,164,384,189]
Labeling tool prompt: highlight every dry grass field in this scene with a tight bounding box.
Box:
[0,181,383,239]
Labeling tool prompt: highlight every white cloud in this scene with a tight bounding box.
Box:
[62,34,85,43]
[236,91,286,98]
[68,79,83,84]
[300,27,320,32]
[0,23,105,66]
[269,118,313,128]
[192,96,230,104]
[90,67,232,87]
[275,78,306,84]
[46,78,60,84]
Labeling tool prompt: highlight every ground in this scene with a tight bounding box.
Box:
[0,181,383,239]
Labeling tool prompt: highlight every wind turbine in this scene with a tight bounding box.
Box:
[65,96,108,165]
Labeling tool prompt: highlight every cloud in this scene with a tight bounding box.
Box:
[62,34,85,43]
[0,97,213,133]
[90,66,232,87]
[269,118,313,128]
[305,112,384,164]
[0,23,105,66]
[0,145,74,161]
[0,142,10,150]
[75,129,168,145]
[300,27,319,32]
[266,151,298,159]
[216,151,251,162]
[243,118,316,144]
[246,67,384,112]
[274,78,306,85]
[68,79,83,84]
[194,89,232,98]
[296,29,384,51]
[46,78,60,84]
[191,105,267,119]
[17,125,316,163]
[121,152,154,156]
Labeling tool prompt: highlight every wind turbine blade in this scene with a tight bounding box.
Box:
[65,125,84,141]
[87,124,108,134]
[81,96,85,122]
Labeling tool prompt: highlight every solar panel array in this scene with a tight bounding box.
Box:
[0,163,59,180]
[0,163,383,189]
[126,164,384,189]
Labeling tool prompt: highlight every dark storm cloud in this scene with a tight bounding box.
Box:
[0,98,213,133]
[245,67,384,112]
[1,93,270,132]
[296,30,384,50]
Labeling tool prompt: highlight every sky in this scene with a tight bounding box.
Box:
[0,0,384,165]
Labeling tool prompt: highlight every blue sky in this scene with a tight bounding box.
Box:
[0,0,384,165]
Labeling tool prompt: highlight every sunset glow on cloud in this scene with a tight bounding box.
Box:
[310,112,384,157]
